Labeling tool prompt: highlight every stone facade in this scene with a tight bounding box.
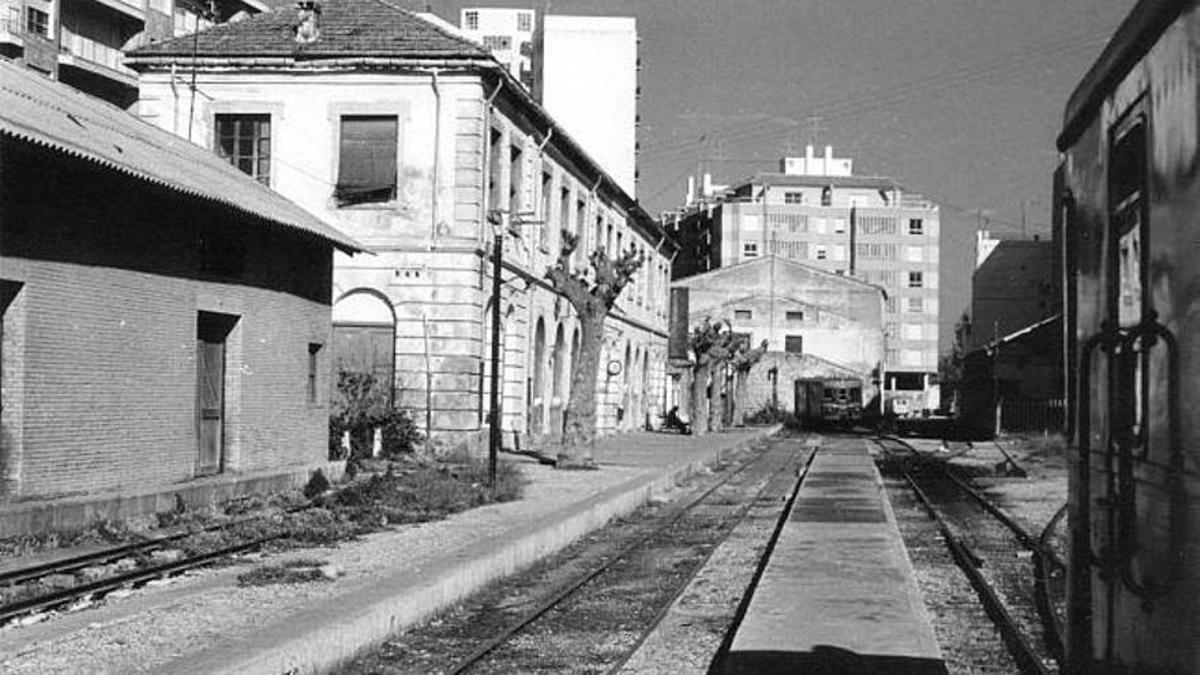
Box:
[130,14,674,449]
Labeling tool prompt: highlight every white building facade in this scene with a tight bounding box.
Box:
[669,146,941,413]
[458,7,639,197]
[128,2,675,451]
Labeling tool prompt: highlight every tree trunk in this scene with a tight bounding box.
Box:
[690,361,710,436]
[558,309,607,467]
[732,369,746,427]
[709,361,725,433]
[729,367,739,425]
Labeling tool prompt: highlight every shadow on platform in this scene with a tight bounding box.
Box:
[716,645,948,674]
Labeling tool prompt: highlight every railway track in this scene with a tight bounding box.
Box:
[876,436,1065,674]
[0,502,312,626]
[342,435,815,674]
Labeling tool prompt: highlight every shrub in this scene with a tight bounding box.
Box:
[746,400,793,425]
[303,469,331,500]
[329,371,424,461]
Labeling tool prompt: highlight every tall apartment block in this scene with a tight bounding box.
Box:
[458,7,639,197]
[1,0,262,107]
[668,145,942,411]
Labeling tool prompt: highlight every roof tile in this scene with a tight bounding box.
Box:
[0,59,362,252]
[128,0,490,60]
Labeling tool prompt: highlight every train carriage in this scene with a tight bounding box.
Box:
[1056,1,1200,670]
[794,377,863,427]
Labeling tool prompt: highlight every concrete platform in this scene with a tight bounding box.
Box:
[0,427,777,674]
[721,435,946,674]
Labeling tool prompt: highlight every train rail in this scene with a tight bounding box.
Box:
[0,502,310,626]
[875,436,1065,673]
[436,437,815,674]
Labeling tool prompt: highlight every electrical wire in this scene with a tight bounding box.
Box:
[642,30,1109,163]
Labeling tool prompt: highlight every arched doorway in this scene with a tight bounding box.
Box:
[621,342,632,430]
[529,317,547,435]
[550,323,566,437]
[641,350,651,429]
[332,290,395,404]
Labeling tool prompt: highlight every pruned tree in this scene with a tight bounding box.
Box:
[545,231,644,468]
[688,317,738,436]
[729,339,769,427]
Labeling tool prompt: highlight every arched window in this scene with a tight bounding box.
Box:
[530,318,547,433]
[332,291,395,402]
[551,323,566,400]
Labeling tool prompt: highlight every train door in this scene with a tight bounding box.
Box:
[793,379,822,427]
[1076,102,1185,667]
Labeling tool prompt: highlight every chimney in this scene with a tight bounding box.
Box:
[686,175,695,205]
[702,172,712,197]
[295,0,321,44]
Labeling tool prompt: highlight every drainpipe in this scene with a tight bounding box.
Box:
[430,69,442,248]
[481,79,504,246]
[481,77,504,439]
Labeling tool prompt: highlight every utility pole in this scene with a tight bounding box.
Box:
[487,210,504,487]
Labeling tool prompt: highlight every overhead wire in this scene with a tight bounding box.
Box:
[640,32,1109,210]
[642,30,1109,164]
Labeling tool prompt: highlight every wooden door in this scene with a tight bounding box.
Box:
[196,336,225,475]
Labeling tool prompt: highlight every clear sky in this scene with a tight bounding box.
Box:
[427,0,1137,352]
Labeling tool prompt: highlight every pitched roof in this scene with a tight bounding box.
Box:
[127,0,491,60]
[672,254,887,297]
[0,59,362,253]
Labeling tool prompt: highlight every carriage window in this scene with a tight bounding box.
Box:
[1110,119,1146,328]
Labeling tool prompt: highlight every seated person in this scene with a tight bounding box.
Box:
[664,405,692,435]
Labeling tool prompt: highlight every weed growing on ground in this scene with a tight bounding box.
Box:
[237,557,332,587]
[0,457,526,565]
[1021,433,1068,459]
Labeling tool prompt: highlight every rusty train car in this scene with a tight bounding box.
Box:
[1056,1,1200,670]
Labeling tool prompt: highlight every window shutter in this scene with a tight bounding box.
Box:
[337,116,398,204]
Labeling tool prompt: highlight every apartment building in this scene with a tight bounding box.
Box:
[0,0,263,107]
[127,1,676,449]
[457,7,639,197]
[668,145,941,412]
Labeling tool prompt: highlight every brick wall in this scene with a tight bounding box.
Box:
[1,141,335,502]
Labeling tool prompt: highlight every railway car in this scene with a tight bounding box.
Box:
[794,377,863,427]
[1056,1,1200,670]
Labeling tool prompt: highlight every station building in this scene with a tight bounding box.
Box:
[0,60,361,534]
[668,146,941,414]
[670,256,885,418]
[126,1,676,451]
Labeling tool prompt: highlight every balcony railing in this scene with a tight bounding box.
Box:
[59,26,137,78]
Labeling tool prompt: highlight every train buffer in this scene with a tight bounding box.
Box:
[720,439,947,674]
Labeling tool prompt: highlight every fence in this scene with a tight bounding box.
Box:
[999,398,1065,434]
